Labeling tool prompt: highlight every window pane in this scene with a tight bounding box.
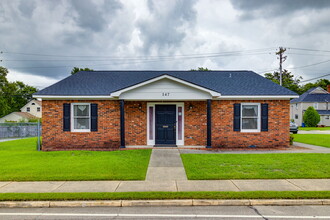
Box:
[74,118,90,129]
[178,106,182,140]
[74,105,89,116]
[149,106,154,140]
[242,118,258,130]
[242,105,258,117]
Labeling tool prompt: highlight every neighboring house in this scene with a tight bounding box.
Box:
[20,100,42,118]
[33,71,298,151]
[0,100,42,123]
[290,86,330,126]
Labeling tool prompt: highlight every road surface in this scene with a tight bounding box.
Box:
[0,205,329,219]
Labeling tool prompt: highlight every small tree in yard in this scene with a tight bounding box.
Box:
[303,106,320,127]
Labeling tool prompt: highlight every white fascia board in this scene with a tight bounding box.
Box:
[216,95,299,100]
[110,74,221,97]
[32,95,116,100]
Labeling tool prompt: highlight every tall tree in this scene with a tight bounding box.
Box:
[190,67,211,71]
[300,79,330,94]
[0,66,37,117]
[71,67,94,75]
[264,69,302,94]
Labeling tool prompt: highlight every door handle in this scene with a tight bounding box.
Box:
[163,125,169,128]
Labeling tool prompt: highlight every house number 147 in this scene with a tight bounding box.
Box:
[162,92,170,96]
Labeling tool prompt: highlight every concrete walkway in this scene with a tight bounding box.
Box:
[0,138,26,142]
[298,130,330,134]
[180,142,330,154]
[146,149,187,181]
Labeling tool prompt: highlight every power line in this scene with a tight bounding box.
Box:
[3,52,273,69]
[287,52,330,57]
[287,59,330,70]
[288,47,330,53]
[300,73,330,83]
[1,47,276,59]
[1,51,272,62]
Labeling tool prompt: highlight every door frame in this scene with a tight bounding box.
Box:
[147,102,184,146]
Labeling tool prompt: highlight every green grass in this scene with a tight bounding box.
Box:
[0,138,151,181]
[299,127,330,131]
[0,191,329,201]
[293,134,330,148]
[181,154,330,180]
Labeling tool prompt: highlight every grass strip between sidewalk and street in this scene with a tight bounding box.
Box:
[181,153,330,179]
[293,134,330,148]
[0,191,329,201]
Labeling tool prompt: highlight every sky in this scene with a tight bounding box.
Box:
[1,0,330,89]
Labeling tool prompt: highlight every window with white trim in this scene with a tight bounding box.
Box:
[313,103,318,109]
[26,107,30,112]
[241,103,260,132]
[72,103,90,132]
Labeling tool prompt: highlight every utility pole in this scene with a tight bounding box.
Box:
[276,47,287,86]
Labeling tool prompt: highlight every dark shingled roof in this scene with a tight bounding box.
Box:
[317,110,330,115]
[34,70,297,96]
[290,87,330,103]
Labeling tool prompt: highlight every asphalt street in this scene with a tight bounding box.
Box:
[0,205,329,219]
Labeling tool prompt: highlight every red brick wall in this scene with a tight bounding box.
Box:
[125,101,147,145]
[42,100,120,151]
[184,101,207,146]
[42,99,290,150]
[211,100,290,148]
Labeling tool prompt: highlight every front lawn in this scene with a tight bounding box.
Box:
[299,127,330,131]
[181,154,330,180]
[0,138,151,181]
[293,134,330,148]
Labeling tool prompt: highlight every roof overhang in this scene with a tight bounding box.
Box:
[32,95,115,100]
[216,95,299,100]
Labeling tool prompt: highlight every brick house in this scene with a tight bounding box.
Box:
[33,71,298,151]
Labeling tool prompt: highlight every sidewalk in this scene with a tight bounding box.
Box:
[0,148,329,193]
[0,179,329,193]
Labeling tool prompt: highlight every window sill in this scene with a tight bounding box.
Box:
[240,130,261,133]
[71,130,91,133]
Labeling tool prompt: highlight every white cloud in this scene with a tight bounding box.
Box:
[1,0,330,88]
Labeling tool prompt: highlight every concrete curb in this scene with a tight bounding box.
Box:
[0,199,329,208]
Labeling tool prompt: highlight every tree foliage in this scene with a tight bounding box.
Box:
[71,67,94,75]
[190,67,211,71]
[0,66,37,118]
[264,69,302,94]
[303,106,320,127]
[300,79,330,94]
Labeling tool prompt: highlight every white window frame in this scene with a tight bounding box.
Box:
[241,103,261,133]
[71,103,91,132]
[147,102,184,146]
[37,107,41,112]
[313,103,318,109]
[26,107,30,112]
